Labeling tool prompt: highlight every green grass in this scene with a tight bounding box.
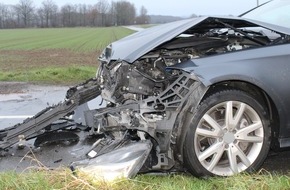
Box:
[0,170,289,190]
[0,66,96,85]
[0,27,134,52]
[0,27,134,84]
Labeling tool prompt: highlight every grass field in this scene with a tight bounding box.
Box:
[0,27,132,51]
[0,27,134,84]
[0,169,290,190]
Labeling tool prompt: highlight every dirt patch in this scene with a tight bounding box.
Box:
[0,49,100,72]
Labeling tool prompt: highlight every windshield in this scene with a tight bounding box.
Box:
[242,0,290,28]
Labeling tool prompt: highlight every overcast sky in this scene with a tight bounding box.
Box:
[0,0,270,17]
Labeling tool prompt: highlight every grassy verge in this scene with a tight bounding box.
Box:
[0,66,96,85]
[0,169,289,190]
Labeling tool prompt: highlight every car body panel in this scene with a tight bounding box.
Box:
[170,43,290,138]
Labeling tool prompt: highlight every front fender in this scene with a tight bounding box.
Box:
[170,44,290,138]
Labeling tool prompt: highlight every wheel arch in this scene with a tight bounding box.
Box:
[175,79,280,166]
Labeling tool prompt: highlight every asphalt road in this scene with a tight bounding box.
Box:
[0,82,68,129]
[0,82,290,174]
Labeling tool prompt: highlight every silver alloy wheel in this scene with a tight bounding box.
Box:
[194,101,264,176]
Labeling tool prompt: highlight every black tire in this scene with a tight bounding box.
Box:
[183,89,271,177]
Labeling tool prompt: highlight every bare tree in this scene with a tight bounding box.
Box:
[37,8,45,27]
[87,5,99,26]
[41,0,58,27]
[113,1,136,25]
[136,6,150,24]
[107,2,116,26]
[77,4,87,26]
[61,4,78,27]
[0,4,8,28]
[96,0,109,26]
[0,0,150,28]
[4,6,17,28]
[14,0,34,27]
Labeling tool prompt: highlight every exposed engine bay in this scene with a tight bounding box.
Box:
[99,25,273,105]
[0,17,286,179]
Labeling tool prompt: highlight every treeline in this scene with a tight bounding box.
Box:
[0,0,150,28]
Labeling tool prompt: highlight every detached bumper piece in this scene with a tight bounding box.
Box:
[0,78,101,150]
[70,140,152,181]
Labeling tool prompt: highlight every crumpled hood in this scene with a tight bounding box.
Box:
[109,16,290,63]
[109,17,206,63]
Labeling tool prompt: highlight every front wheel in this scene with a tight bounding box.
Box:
[183,89,271,176]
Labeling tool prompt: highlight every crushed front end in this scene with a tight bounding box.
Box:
[68,45,208,179]
[2,16,278,179]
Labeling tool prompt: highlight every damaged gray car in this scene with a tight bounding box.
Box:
[1,0,290,178]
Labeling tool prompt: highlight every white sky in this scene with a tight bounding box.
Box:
[0,0,270,17]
